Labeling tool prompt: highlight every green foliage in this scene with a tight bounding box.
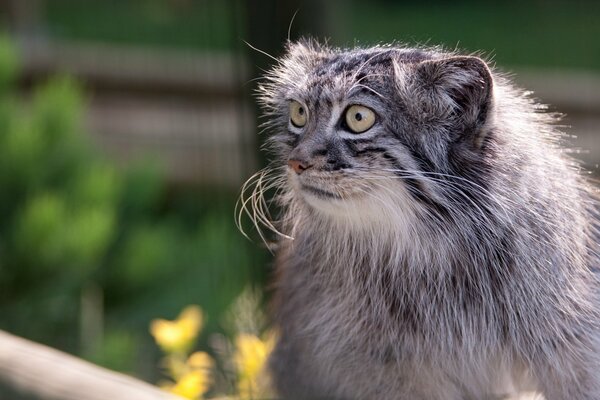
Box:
[0,36,18,90]
[87,329,139,373]
[0,38,265,376]
[44,0,236,50]
[114,223,180,287]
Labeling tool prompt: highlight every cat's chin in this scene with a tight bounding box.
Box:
[291,180,365,217]
[295,186,416,228]
[299,183,345,200]
[289,170,416,224]
[289,170,356,198]
[298,186,358,215]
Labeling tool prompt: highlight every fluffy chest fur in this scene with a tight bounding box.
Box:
[272,217,524,397]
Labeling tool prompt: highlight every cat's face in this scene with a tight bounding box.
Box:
[259,41,494,220]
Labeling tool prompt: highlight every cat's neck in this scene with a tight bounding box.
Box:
[284,203,435,271]
[280,195,504,280]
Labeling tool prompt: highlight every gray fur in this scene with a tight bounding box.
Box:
[247,40,600,400]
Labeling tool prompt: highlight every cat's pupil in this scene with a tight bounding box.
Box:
[298,107,304,115]
[355,113,362,121]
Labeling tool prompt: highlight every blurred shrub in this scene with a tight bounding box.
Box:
[44,0,236,50]
[0,37,265,377]
[87,329,138,373]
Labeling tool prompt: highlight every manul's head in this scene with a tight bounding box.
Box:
[259,40,495,225]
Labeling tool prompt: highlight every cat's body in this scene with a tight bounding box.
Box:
[252,41,600,399]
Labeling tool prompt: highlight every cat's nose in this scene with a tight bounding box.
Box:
[288,159,312,174]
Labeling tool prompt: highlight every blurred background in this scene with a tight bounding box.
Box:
[0,0,598,394]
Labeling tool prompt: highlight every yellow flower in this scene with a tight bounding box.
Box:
[187,351,214,371]
[150,305,203,354]
[170,370,211,400]
[160,352,215,398]
[163,354,187,380]
[234,332,276,399]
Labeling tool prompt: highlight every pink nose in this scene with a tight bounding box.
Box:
[288,159,311,174]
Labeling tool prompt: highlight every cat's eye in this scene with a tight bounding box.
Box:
[345,105,375,133]
[289,101,307,128]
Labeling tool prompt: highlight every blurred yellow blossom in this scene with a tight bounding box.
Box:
[162,351,215,384]
[188,351,214,371]
[170,370,211,400]
[234,332,276,399]
[150,305,203,353]
[163,354,187,380]
[151,301,276,400]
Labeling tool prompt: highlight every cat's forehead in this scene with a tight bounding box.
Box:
[286,47,433,103]
[315,50,391,75]
[310,47,431,75]
[286,51,386,103]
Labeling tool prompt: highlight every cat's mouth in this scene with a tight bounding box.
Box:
[289,170,363,201]
[299,183,343,199]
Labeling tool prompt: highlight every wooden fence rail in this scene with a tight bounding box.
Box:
[0,330,183,400]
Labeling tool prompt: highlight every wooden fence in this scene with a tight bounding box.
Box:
[18,37,256,188]
[0,329,183,400]
[16,38,600,188]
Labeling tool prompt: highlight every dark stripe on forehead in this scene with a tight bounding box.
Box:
[310,83,324,104]
[313,95,332,112]
[318,50,393,76]
[306,80,335,109]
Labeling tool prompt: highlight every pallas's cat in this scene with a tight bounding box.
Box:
[244,40,600,400]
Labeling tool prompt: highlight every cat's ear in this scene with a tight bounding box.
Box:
[414,56,494,142]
